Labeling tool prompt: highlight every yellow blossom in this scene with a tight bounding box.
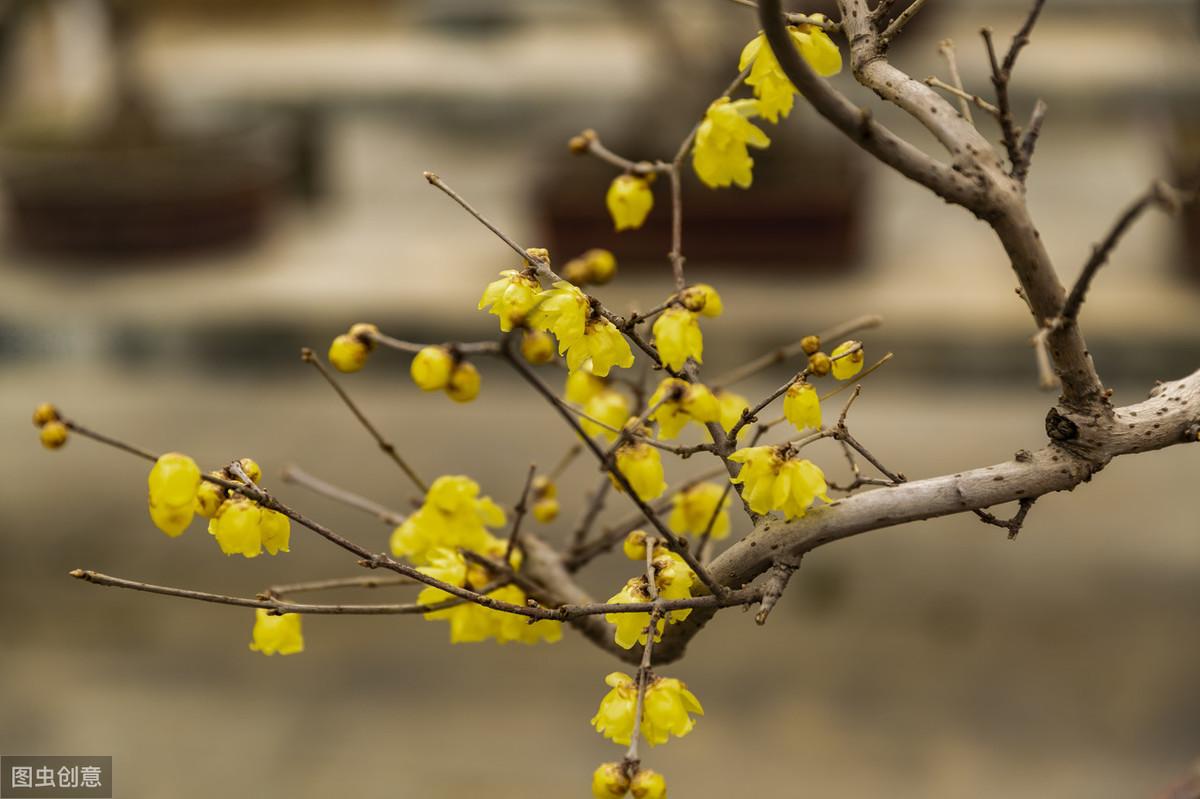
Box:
[208,498,263,558]
[147,452,201,537]
[584,249,618,284]
[591,671,640,745]
[520,329,556,364]
[236,457,262,484]
[565,319,635,377]
[580,389,631,441]
[631,770,667,799]
[652,546,696,623]
[32,402,59,427]
[783,380,821,431]
[648,378,721,439]
[729,446,831,519]
[194,476,226,518]
[532,497,559,523]
[652,307,703,371]
[605,577,662,649]
[831,340,864,380]
[410,346,455,391]
[679,283,724,317]
[668,482,731,539]
[249,609,304,656]
[622,530,649,561]
[529,281,590,350]
[691,97,770,189]
[390,476,506,564]
[39,421,68,449]
[328,334,368,373]
[642,676,704,746]
[478,269,541,332]
[592,762,631,799]
[739,22,842,124]
[260,508,291,555]
[606,174,654,231]
[446,361,482,402]
[715,390,751,436]
[613,441,666,502]
[565,369,607,405]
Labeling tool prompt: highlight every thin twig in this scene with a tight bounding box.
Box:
[570,478,613,550]
[1013,99,1047,183]
[710,314,882,390]
[265,575,416,597]
[505,465,538,564]
[973,497,1037,539]
[937,39,973,123]
[281,464,407,526]
[925,76,998,117]
[881,0,930,44]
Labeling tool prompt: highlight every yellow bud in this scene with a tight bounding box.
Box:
[830,340,865,380]
[532,475,557,499]
[446,361,482,402]
[328,334,369,373]
[237,457,262,484]
[521,329,556,365]
[800,334,821,355]
[562,257,591,286]
[347,322,379,348]
[195,477,226,518]
[622,530,648,561]
[591,762,631,799]
[524,247,551,266]
[679,283,723,317]
[630,769,667,799]
[569,129,596,155]
[808,352,832,377]
[410,346,455,391]
[584,249,618,284]
[532,497,560,523]
[32,402,59,428]
[39,420,68,449]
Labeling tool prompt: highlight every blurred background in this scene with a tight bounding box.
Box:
[1,0,1199,796]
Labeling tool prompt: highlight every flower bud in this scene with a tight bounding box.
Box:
[532,475,557,499]
[348,322,379,348]
[630,769,667,799]
[521,330,556,364]
[569,129,596,155]
[532,497,560,523]
[622,529,649,561]
[830,340,865,380]
[524,247,550,266]
[39,421,68,449]
[445,361,481,403]
[410,346,454,391]
[195,477,226,518]
[591,762,630,799]
[32,402,59,428]
[678,283,723,317]
[800,334,821,355]
[328,334,369,373]
[237,457,262,484]
[584,248,618,284]
[562,257,591,286]
[807,352,832,377]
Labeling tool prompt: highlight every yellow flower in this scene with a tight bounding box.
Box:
[445,361,482,402]
[592,762,631,799]
[236,457,262,484]
[147,452,201,537]
[622,529,649,561]
[532,497,559,523]
[328,334,369,373]
[739,22,842,124]
[613,441,667,502]
[630,769,667,799]
[489,584,563,645]
[648,378,721,439]
[565,369,607,405]
[39,421,68,449]
[411,346,455,391]
[478,269,542,332]
[580,389,631,441]
[605,577,663,649]
[783,380,821,431]
[208,498,263,558]
[565,319,635,377]
[249,609,304,656]
[691,97,770,189]
[715,389,751,436]
[729,446,831,519]
[32,402,59,427]
[195,476,226,518]
[679,283,724,317]
[642,676,704,746]
[390,476,506,564]
[652,546,695,624]
[584,248,618,284]
[591,671,639,745]
[830,340,864,380]
[606,174,654,231]
[668,482,731,539]
[520,329,556,364]
[652,307,703,371]
[260,508,291,555]
[529,281,590,350]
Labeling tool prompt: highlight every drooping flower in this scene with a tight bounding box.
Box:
[209,498,263,558]
[580,389,632,441]
[830,340,865,380]
[194,475,226,518]
[260,508,291,556]
[148,452,201,537]
[783,380,821,432]
[652,307,703,371]
[605,577,663,649]
[520,329,556,364]
[648,378,721,439]
[622,529,650,561]
[478,269,541,332]
[592,671,640,745]
[691,97,770,189]
[729,446,831,519]
[739,20,843,123]
[668,482,731,539]
[592,762,631,799]
[613,441,667,501]
[566,319,635,377]
[679,283,724,317]
[565,368,607,405]
[390,475,506,565]
[445,361,482,402]
[410,346,455,391]
[715,389,751,436]
[529,281,590,350]
[607,174,654,231]
[249,609,304,656]
[642,677,704,746]
[630,769,668,799]
[652,547,696,624]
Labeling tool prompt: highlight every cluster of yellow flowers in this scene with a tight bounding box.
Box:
[592,671,704,747]
[592,763,667,799]
[647,378,721,439]
[668,482,731,540]
[390,475,506,564]
[569,370,632,441]
[410,345,481,402]
[146,453,292,558]
[730,445,831,519]
[651,283,722,371]
[32,403,68,449]
[328,322,381,373]
[606,534,696,649]
[528,281,634,376]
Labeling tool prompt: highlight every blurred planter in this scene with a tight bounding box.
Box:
[535,129,868,272]
[0,117,285,259]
